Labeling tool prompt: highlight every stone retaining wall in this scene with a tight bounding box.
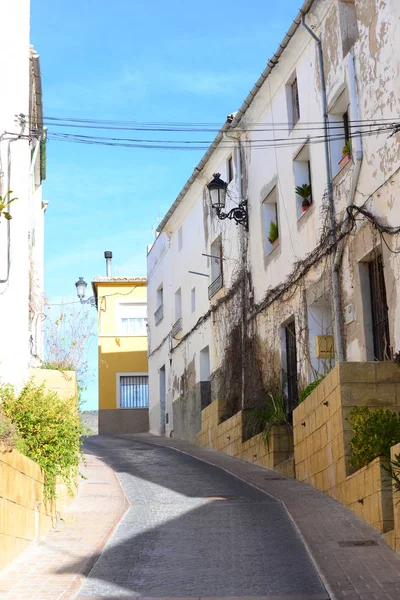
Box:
[195,398,294,474]
[0,448,72,570]
[293,362,399,533]
[0,368,78,570]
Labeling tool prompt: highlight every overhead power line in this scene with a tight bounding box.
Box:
[45,123,398,151]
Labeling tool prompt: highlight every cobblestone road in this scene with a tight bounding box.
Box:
[77,435,328,599]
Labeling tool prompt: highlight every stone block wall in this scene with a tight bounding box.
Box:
[1,368,78,570]
[293,362,399,533]
[0,448,55,569]
[390,442,400,552]
[29,368,78,401]
[195,398,294,473]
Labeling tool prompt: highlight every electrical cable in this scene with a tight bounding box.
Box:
[44,123,396,151]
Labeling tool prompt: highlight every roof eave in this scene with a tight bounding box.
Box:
[156,0,315,234]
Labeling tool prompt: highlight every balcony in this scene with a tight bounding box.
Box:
[208,273,223,299]
[171,317,182,337]
[154,304,164,325]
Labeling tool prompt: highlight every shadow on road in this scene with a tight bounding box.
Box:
[56,434,328,599]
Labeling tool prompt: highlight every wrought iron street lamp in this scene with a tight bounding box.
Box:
[207,173,248,230]
[75,276,96,307]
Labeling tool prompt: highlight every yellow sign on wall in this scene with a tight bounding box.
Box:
[315,335,334,358]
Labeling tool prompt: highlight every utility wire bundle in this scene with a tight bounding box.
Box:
[32,115,400,151]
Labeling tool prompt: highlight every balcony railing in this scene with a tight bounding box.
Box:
[154,304,164,325]
[208,273,223,299]
[171,317,183,337]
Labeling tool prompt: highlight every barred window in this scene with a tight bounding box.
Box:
[291,78,300,125]
[119,375,149,408]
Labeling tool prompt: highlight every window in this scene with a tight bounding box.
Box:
[119,303,147,335]
[227,155,234,183]
[178,226,183,251]
[262,186,279,255]
[291,78,300,125]
[329,92,351,177]
[118,374,148,408]
[209,236,223,299]
[294,144,312,219]
[286,73,300,129]
[368,254,391,361]
[284,320,298,419]
[172,288,182,336]
[191,287,196,313]
[155,284,164,325]
[338,0,359,57]
[175,288,182,320]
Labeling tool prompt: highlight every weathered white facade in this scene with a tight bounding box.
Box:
[148,0,400,438]
[0,0,47,387]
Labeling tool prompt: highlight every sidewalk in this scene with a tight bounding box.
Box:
[0,452,128,600]
[126,434,400,600]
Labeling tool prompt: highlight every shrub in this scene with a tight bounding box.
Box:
[299,375,325,403]
[244,391,291,448]
[348,406,400,469]
[383,453,400,500]
[0,407,19,450]
[0,381,88,499]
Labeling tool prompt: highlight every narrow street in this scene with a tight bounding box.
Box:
[3,434,400,600]
[77,435,327,599]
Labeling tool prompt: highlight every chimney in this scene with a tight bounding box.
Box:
[104,251,112,277]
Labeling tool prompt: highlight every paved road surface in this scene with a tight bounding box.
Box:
[78,435,328,599]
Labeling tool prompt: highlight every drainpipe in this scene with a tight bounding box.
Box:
[334,53,363,271]
[301,14,345,363]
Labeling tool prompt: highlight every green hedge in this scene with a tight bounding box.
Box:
[348,406,400,469]
[1,380,88,499]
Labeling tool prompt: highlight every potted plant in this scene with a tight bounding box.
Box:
[338,138,352,169]
[295,183,312,213]
[268,220,279,248]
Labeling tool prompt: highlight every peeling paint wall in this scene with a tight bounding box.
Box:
[147,0,400,439]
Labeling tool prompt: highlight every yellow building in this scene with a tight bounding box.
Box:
[92,276,149,435]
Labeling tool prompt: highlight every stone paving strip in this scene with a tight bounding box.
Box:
[126,434,400,600]
[0,453,129,600]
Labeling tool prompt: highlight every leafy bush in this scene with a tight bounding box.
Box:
[0,408,19,450]
[383,453,400,499]
[0,381,88,499]
[299,375,325,403]
[244,391,291,448]
[348,406,400,469]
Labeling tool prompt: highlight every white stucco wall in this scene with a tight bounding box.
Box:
[147,0,400,437]
[0,0,45,387]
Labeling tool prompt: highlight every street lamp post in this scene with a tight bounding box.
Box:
[207,173,248,230]
[75,276,96,307]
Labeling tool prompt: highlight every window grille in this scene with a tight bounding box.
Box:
[119,375,149,408]
[285,320,298,418]
[292,78,300,125]
[369,255,391,361]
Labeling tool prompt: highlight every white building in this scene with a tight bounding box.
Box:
[147,0,400,438]
[0,0,47,387]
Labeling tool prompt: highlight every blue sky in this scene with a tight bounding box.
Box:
[31,0,301,409]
